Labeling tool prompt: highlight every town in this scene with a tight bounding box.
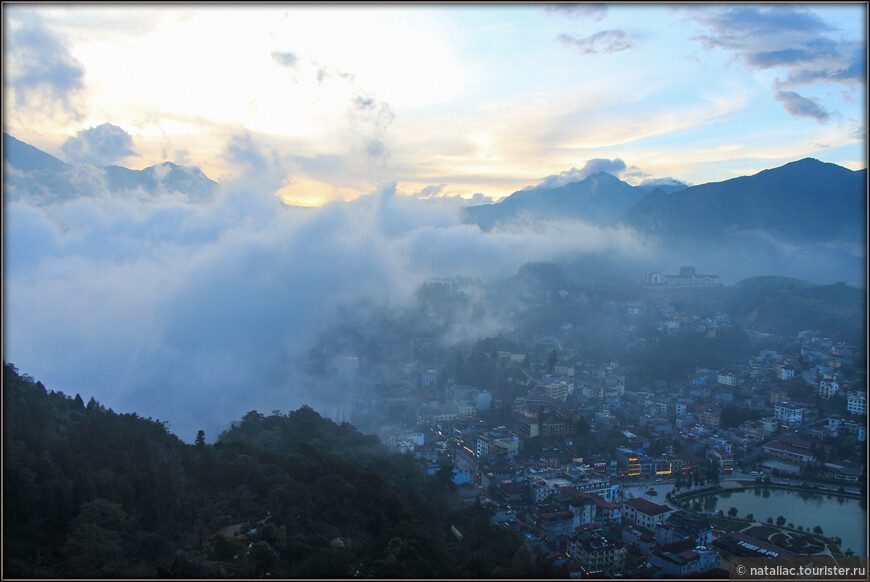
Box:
[331,269,866,578]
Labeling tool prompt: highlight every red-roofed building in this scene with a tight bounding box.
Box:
[649,546,718,577]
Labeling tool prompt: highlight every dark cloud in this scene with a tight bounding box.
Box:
[270,50,299,69]
[697,5,833,42]
[779,40,867,87]
[4,11,85,118]
[60,123,138,166]
[558,29,633,54]
[545,3,608,22]
[774,90,831,122]
[689,5,864,122]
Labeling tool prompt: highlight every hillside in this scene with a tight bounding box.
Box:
[726,280,867,344]
[461,171,678,230]
[619,158,866,246]
[3,363,559,578]
[3,133,218,204]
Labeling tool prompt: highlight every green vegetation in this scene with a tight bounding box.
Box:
[727,278,866,344]
[3,362,563,578]
[632,326,754,383]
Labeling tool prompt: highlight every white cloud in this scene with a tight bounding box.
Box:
[3,135,653,441]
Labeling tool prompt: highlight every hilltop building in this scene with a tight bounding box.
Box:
[644,266,720,286]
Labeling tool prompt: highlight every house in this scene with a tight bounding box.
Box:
[649,547,719,577]
[536,510,576,539]
[622,498,671,530]
[621,524,657,556]
[568,527,626,576]
[774,402,804,430]
[495,480,529,504]
[847,392,866,416]
[655,510,713,547]
[762,438,816,465]
[819,376,840,400]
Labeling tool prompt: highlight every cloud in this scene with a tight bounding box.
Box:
[347,91,395,166]
[270,50,300,69]
[3,11,85,119]
[695,5,834,42]
[3,139,653,442]
[526,158,628,190]
[270,49,353,86]
[689,5,865,121]
[558,29,633,54]
[774,90,831,122]
[411,184,447,199]
[639,176,690,189]
[316,64,354,85]
[173,149,191,165]
[60,123,138,166]
[545,3,608,22]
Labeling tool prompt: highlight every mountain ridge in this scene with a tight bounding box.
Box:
[3,132,218,203]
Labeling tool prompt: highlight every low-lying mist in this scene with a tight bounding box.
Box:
[4,161,653,442]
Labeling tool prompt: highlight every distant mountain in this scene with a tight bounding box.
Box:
[3,133,69,173]
[618,158,867,286]
[620,158,866,246]
[3,133,218,204]
[461,171,686,230]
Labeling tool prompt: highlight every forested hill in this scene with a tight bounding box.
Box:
[3,362,562,578]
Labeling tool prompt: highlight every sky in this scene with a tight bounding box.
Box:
[2,3,867,442]
[3,3,867,204]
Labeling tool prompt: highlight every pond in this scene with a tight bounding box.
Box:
[685,487,867,555]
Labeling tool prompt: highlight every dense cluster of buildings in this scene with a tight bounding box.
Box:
[365,282,865,577]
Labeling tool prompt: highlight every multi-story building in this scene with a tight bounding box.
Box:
[421,369,439,389]
[566,474,620,502]
[717,371,737,386]
[568,527,627,576]
[650,547,719,577]
[774,402,803,431]
[544,381,570,401]
[819,376,840,400]
[699,410,720,430]
[762,438,816,465]
[847,392,866,416]
[777,364,795,381]
[655,511,713,547]
[621,524,657,556]
[769,388,787,404]
[535,510,575,539]
[622,498,672,530]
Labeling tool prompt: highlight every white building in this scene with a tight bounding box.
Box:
[847,392,866,416]
[819,377,840,400]
[717,372,737,386]
[774,402,804,430]
[622,498,672,530]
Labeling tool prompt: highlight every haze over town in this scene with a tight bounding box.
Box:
[3,3,866,442]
